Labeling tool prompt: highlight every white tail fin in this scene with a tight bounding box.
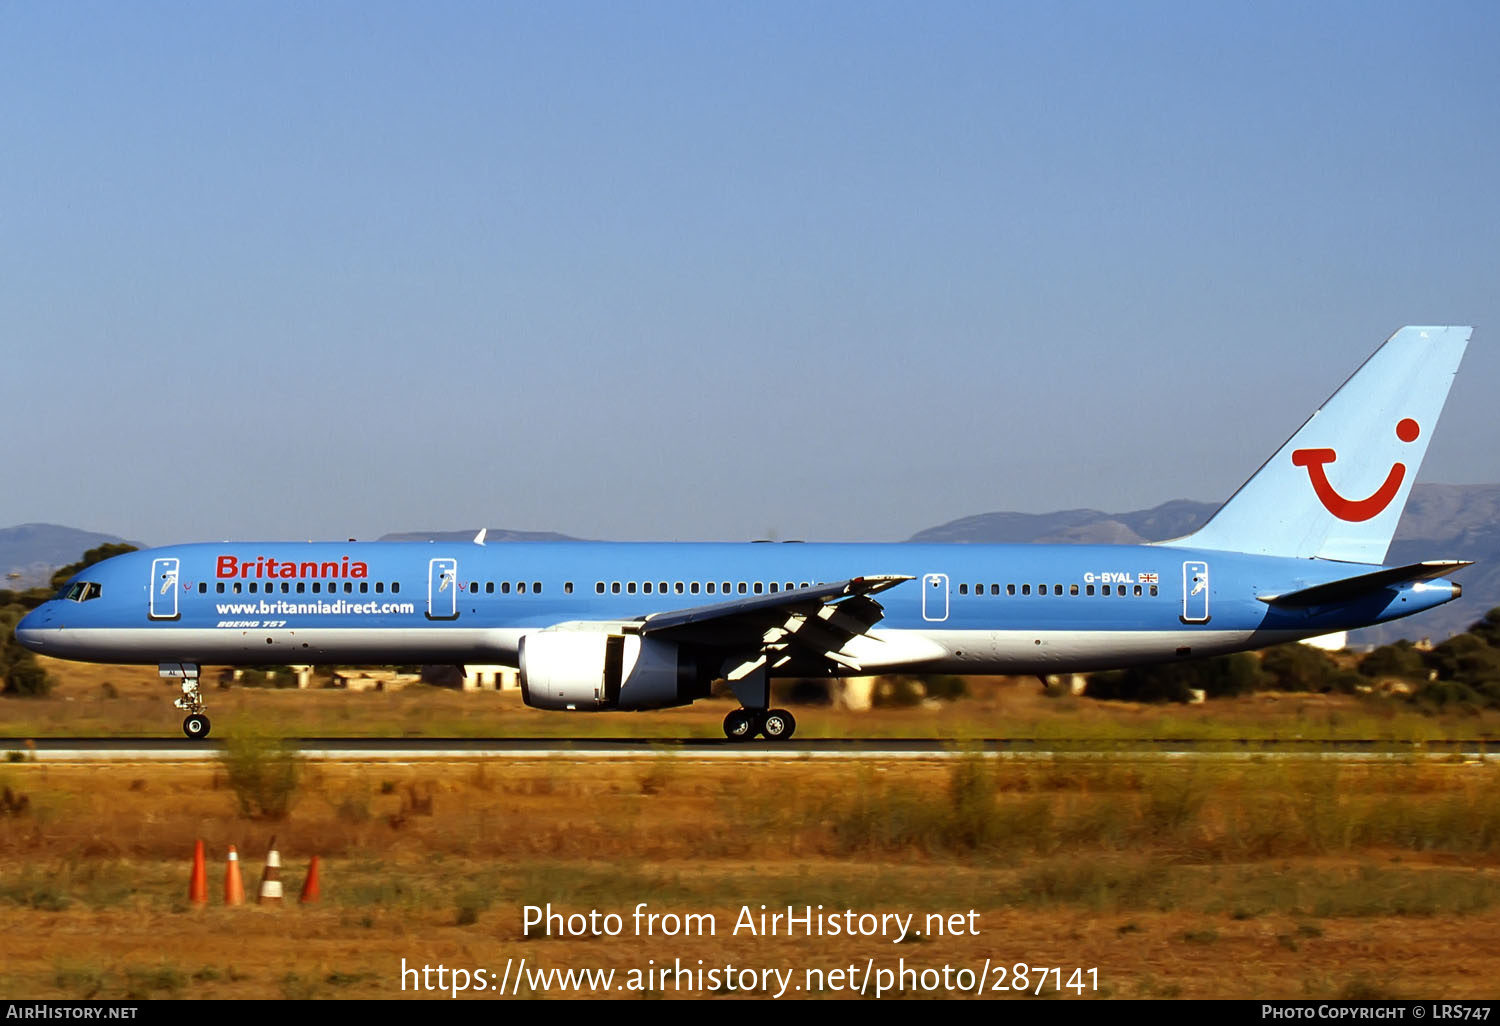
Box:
[1166,326,1471,563]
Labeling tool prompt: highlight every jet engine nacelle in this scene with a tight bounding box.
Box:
[518,631,708,711]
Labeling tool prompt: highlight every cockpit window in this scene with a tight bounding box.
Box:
[56,582,102,602]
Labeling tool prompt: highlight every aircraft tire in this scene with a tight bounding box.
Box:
[723,709,756,742]
[183,714,211,740]
[761,709,796,741]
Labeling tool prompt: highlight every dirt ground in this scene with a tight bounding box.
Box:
[0,753,1497,1000]
[2,659,1498,1000]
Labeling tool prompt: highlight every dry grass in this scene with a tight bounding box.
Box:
[1,753,1499,999]
[4,658,1500,999]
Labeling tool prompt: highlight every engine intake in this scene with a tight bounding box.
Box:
[519,631,708,711]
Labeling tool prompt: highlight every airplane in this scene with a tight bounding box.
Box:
[15,326,1474,741]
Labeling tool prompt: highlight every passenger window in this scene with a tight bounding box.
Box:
[234,583,243,594]
[1070,584,1079,595]
[628,582,637,594]
[248,583,258,593]
[518,582,527,594]
[738,582,747,594]
[362,582,371,594]
[502,582,512,594]
[296,582,304,594]
[959,584,968,595]
[392,583,400,594]
[691,582,700,594]
[706,582,715,594]
[1087,585,1095,596]
[611,582,620,594]
[1103,585,1111,595]
[217,583,225,594]
[723,582,731,594]
[1022,584,1030,595]
[596,582,605,594]
[769,582,779,593]
[485,582,493,594]
[311,583,320,594]
[344,582,353,593]
[991,584,1000,595]
[1007,584,1015,595]
[1054,584,1063,595]
[198,582,207,594]
[658,582,666,594]
[644,581,654,594]
[565,582,574,594]
[534,582,542,594]
[1150,585,1159,597]
[1134,585,1142,596]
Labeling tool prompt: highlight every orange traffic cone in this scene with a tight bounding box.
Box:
[224,845,245,906]
[299,855,321,904]
[188,840,207,908]
[257,836,283,905]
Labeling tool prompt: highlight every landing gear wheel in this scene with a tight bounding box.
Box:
[723,709,756,742]
[182,714,211,740]
[761,708,796,741]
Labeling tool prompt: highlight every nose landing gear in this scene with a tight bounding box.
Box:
[163,663,211,740]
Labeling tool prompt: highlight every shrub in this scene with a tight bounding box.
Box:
[219,732,302,820]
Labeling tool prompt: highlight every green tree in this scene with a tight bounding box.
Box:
[1425,633,1500,688]
[1464,608,1500,649]
[0,607,52,697]
[50,543,137,590]
[1259,643,1347,692]
[1085,653,1266,703]
[1359,640,1429,681]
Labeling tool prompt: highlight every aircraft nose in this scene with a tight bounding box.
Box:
[13,607,53,653]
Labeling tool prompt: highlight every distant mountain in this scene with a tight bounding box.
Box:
[910,499,1217,546]
[910,484,1500,644]
[0,523,136,589]
[378,528,583,543]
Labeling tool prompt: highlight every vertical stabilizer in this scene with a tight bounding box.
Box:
[1165,326,1471,563]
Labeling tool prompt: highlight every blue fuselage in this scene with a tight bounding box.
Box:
[15,540,1460,675]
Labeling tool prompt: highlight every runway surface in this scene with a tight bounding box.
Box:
[2,737,1495,762]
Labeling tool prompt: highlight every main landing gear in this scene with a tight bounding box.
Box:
[722,707,797,742]
[163,663,211,740]
[720,663,795,741]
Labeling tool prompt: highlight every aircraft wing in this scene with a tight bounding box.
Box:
[635,575,913,675]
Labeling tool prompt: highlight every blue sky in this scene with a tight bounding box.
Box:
[3,1,1497,544]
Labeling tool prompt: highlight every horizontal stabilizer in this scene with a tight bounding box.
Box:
[1258,560,1470,607]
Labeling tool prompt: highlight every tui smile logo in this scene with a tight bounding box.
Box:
[1292,419,1420,522]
